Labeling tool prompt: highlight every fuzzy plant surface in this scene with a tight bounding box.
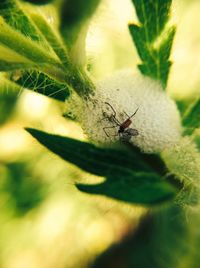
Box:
[1,0,200,267]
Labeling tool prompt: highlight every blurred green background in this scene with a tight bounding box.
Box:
[0,0,200,267]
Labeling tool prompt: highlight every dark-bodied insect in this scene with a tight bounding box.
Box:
[103,102,139,141]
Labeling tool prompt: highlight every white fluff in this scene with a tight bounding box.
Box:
[66,69,182,153]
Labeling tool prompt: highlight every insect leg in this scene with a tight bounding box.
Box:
[104,102,117,117]
[104,102,123,126]
[103,125,118,137]
[111,115,121,126]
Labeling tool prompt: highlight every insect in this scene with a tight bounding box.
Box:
[103,102,139,141]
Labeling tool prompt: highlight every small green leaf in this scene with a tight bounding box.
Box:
[129,0,175,88]
[182,98,200,135]
[26,128,177,205]
[12,70,70,101]
[77,173,176,205]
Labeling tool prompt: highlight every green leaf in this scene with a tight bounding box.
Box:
[132,0,172,42]
[30,15,95,97]
[0,60,38,72]
[0,18,61,67]
[0,1,68,82]
[182,98,200,135]
[0,5,94,97]
[30,14,70,68]
[12,70,70,101]
[0,17,94,96]
[175,98,191,117]
[0,0,44,42]
[25,128,153,175]
[77,173,176,205]
[129,0,175,88]
[0,17,67,83]
[25,128,177,205]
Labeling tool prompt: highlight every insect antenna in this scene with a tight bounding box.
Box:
[129,107,139,119]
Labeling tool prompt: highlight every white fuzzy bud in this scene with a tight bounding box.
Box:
[66,69,182,153]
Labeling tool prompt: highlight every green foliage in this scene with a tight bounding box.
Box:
[129,0,175,88]
[0,1,199,267]
[0,1,95,99]
[182,98,200,135]
[0,21,55,66]
[30,14,70,68]
[13,70,70,101]
[26,128,177,205]
[0,0,75,99]
[0,0,43,41]
[0,59,40,72]
[175,98,191,117]
[29,13,95,96]
[76,173,175,205]
[0,18,65,78]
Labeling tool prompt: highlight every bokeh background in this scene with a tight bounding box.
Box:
[0,0,200,267]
